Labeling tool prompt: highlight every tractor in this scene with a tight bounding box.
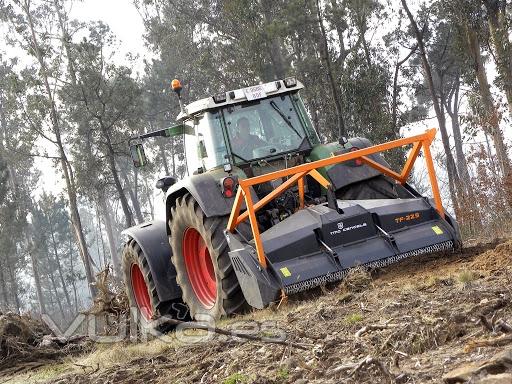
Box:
[122,77,461,323]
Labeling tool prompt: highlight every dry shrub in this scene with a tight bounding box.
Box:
[340,267,373,293]
[462,145,512,240]
[88,266,129,316]
[379,319,464,355]
[0,313,49,359]
[0,313,92,375]
[85,266,130,337]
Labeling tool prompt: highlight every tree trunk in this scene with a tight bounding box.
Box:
[392,45,417,134]
[402,0,461,212]
[46,260,65,320]
[98,194,121,277]
[143,177,155,220]
[482,0,512,116]
[95,204,108,268]
[28,241,46,314]
[118,162,143,223]
[158,141,170,175]
[171,137,177,177]
[97,129,141,229]
[446,74,473,189]
[466,26,510,176]
[0,258,9,309]
[315,0,346,138]
[68,231,79,313]
[445,73,482,229]
[98,120,134,228]
[5,250,21,314]
[23,0,97,298]
[46,213,73,309]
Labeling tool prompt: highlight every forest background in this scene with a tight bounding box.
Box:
[0,0,511,326]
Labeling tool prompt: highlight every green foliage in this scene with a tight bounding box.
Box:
[276,367,289,380]
[223,372,250,384]
[344,313,364,324]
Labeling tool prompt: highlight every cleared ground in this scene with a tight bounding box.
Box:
[3,239,512,384]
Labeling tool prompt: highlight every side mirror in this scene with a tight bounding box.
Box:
[155,176,177,192]
[130,143,148,168]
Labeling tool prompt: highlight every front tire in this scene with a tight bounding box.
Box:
[168,194,247,320]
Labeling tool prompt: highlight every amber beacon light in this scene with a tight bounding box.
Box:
[171,79,182,94]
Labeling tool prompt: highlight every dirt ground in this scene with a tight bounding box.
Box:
[3,238,512,384]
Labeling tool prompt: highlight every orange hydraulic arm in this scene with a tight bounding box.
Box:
[227,128,443,268]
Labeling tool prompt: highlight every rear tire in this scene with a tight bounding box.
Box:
[122,239,187,329]
[168,194,247,320]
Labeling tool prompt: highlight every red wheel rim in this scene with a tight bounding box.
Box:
[183,227,217,308]
[131,264,153,320]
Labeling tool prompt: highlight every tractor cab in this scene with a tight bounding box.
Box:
[179,78,320,177]
[129,78,320,179]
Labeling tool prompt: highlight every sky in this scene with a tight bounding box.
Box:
[70,0,148,69]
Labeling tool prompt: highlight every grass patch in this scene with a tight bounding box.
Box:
[223,372,250,384]
[401,282,418,293]
[341,267,372,293]
[7,362,71,384]
[276,367,289,380]
[79,339,176,369]
[457,270,477,285]
[344,313,364,324]
[425,275,439,288]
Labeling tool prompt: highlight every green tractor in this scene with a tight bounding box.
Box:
[122,77,460,323]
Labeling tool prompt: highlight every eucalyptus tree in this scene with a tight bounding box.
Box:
[424,17,481,226]
[0,153,30,313]
[481,0,512,117]
[0,55,45,313]
[61,22,144,228]
[440,0,510,176]
[38,193,74,310]
[401,0,463,213]
[0,0,97,298]
[30,196,68,319]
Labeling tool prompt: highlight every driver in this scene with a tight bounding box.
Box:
[231,117,267,158]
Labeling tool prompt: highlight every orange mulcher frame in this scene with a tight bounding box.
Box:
[227,128,443,269]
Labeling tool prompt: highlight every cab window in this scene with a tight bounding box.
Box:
[184,111,228,174]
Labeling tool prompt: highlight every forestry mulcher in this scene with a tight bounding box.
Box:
[122,77,461,323]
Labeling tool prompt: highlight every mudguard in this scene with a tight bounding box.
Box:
[165,169,236,219]
[165,167,257,222]
[122,220,182,302]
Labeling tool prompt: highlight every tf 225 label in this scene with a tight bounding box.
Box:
[394,212,420,224]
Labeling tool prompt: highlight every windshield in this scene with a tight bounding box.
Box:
[222,95,309,164]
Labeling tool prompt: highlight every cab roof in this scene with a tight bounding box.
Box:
[176,78,304,121]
